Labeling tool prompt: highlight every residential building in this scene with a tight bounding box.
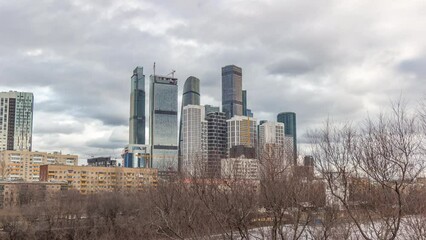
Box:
[0,91,34,151]
[222,65,243,119]
[206,112,227,177]
[87,157,117,167]
[129,67,146,145]
[0,150,78,181]
[221,157,259,180]
[40,165,158,194]
[178,76,200,171]
[182,105,207,176]
[0,181,67,208]
[258,121,285,149]
[227,115,257,149]
[149,74,178,172]
[277,112,297,164]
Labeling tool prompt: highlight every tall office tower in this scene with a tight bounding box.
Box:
[227,116,257,149]
[242,90,247,116]
[182,105,207,176]
[149,74,178,172]
[258,121,285,149]
[178,77,200,171]
[206,112,227,177]
[0,91,33,151]
[205,105,220,115]
[277,112,297,164]
[129,67,146,145]
[222,65,243,119]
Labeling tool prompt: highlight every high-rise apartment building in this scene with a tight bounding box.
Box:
[0,91,33,151]
[0,150,78,181]
[206,112,227,176]
[222,65,243,119]
[178,77,200,171]
[182,105,207,176]
[129,67,146,145]
[149,74,178,172]
[227,116,257,149]
[277,112,297,163]
[258,121,285,149]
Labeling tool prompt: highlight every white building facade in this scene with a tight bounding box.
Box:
[227,116,257,149]
[182,105,208,175]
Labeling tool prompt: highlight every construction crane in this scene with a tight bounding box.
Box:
[167,70,176,78]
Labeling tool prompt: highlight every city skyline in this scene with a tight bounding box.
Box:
[0,1,425,159]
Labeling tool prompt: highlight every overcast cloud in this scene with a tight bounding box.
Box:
[0,0,425,160]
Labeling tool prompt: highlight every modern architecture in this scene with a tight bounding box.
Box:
[149,74,178,172]
[0,91,33,151]
[129,67,146,145]
[277,112,297,163]
[206,112,227,176]
[222,65,243,119]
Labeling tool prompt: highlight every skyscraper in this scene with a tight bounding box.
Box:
[206,111,227,177]
[222,65,243,119]
[0,91,33,151]
[277,112,297,164]
[182,105,207,176]
[258,121,285,149]
[129,67,146,145]
[205,105,220,115]
[242,90,247,116]
[178,76,200,171]
[149,74,178,172]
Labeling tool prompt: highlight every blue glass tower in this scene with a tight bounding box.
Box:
[277,112,297,163]
[129,67,145,145]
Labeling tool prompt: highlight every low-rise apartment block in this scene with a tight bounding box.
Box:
[0,181,68,208]
[0,150,78,181]
[40,165,158,194]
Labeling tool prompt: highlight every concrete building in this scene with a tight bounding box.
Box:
[221,157,259,180]
[0,91,34,151]
[222,65,243,119]
[149,74,178,173]
[227,115,257,149]
[0,181,67,208]
[178,77,200,171]
[206,112,227,177]
[277,112,297,164]
[129,67,146,145]
[182,105,207,176]
[258,121,285,149]
[40,165,158,194]
[0,150,78,182]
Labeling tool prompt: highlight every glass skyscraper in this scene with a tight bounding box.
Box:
[178,76,200,171]
[0,91,33,151]
[277,112,297,164]
[149,75,178,172]
[129,67,146,145]
[222,65,243,119]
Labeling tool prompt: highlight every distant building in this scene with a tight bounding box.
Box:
[258,121,285,149]
[277,112,297,164]
[229,145,256,159]
[221,157,259,180]
[206,112,227,177]
[227,115,257,150]
[122,144,150,168]
[242,90,247,116]
[87,157,117,167]
[178,77,200,171]
[149,74,178,172]
[0,181,67,208]
[205,105,220,115]
[182,105,208,176]
[129,67,146,145]
[222,65,243,119]
[0,91,34,151]
[40,165,158,194]
[0,150,78,182]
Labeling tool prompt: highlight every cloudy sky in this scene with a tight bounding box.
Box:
[0,0,425,160]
